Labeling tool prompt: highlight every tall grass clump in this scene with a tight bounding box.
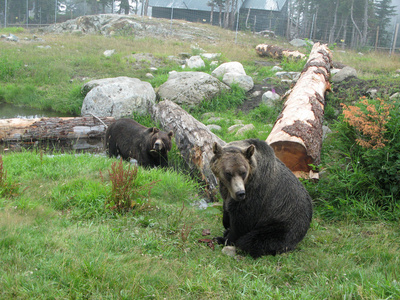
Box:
[0,155,21,198]
[101,159,158,213]
[314,96,400,220]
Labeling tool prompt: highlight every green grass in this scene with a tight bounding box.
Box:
[1,152,399,299]
[1,19,400,299]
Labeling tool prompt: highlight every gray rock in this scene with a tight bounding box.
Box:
[81,76,156,118]
[235,124,255,136]
[390,92,400,99]
[103,49,115,57]
[289,38,313,47]
[275,71,301,81]
[157,71,230,107]
[271,66,283,71]
[262,91,280,106]
[201,53,221,60]
[211,61,246,78]
[222,246,236,257]
[228,124,244,133]
[331,66,357,82]
[207,124,222,131]
[185,55,205,69]
[322,125,332,140]
[6,34,19,42]
[222,72,254,92]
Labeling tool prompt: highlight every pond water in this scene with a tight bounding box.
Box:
[0,103,74,119]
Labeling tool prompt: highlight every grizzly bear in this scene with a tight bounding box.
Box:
[105,118,173,168]
[210,139,313,258]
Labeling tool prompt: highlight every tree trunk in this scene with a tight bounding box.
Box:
[255,44,306,59]
[266,43,332,179]
[0,116,114,143]
[329,0,339,44]
[150,100,225,199]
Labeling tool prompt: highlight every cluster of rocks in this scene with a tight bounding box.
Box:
[40,14,220,42]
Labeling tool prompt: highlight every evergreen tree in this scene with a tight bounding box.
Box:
[374,0,397,47]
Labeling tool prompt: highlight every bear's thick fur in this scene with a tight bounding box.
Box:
[210,138,313,258]
[105,118,173,168]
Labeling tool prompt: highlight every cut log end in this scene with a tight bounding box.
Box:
[269,141,313,172]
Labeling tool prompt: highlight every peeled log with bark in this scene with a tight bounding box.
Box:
[266,43,332,179]
[255,44,306,59]
[0,116,115,143]
[151,100,225,199]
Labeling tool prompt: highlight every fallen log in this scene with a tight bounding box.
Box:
[151,100,225,199]
[266,42,332,179]
[0,116,115,147]
[255,44,306,59]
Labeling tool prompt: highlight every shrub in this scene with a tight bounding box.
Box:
[101,159,158,213]
[314,97,400,220]
[341,97,392,149]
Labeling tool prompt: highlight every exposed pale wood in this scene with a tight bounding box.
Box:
[0,117,115,142]
[151,100,225,199]
[266,42,332,179]
[255,44,306,59]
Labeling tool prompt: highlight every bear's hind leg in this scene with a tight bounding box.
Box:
[235,222,291,258]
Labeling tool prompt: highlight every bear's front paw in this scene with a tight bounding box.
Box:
[214,236,227,245]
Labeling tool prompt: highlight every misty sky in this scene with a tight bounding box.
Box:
[393,0,400,22]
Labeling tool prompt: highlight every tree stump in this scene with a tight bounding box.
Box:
[266,42,332,179]
[151,100,225,199]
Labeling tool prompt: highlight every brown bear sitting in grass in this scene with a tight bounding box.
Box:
[210,139,313,258]
[105,118,173,168]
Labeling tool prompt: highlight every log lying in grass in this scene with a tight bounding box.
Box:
[255,44,306,59]
[266,42,332,179]
[0,116,115,143]
[151,100,225,199]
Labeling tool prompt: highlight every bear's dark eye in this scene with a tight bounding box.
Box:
[240,171,247,179]
[224,172,232,180]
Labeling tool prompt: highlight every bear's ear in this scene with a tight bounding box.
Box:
[145,127,157,134]
[244,144,255,159]
[213,142,223,156]
[150,127,160,134]
[168,131,173,138]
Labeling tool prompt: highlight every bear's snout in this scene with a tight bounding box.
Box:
[153,139,163,151]
[235,190,246,201]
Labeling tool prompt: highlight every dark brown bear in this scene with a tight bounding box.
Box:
[210,139,313,258]
[105,118,173,168]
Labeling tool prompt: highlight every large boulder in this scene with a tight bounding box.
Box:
[81,76,156,118]
[222,73,254,92]
[157,71,230,107]
[211,61,246,78]
[331,66,358,82]
[211,61,254,92]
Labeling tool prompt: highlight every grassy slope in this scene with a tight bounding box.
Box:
[1,19,400,299]
[1,152,399,299]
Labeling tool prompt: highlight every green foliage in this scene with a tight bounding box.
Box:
[0,156,21,198]
[0,55,23,81]
[280,56,306,72]
[0,152,399,299]
[246,103,280,124]
[192,84,246,114]
[0,27,25,34]
[313,97,400,220]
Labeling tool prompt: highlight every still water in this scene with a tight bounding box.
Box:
[0,103,74,119]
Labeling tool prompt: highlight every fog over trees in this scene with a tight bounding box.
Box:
[1,0,399,49]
